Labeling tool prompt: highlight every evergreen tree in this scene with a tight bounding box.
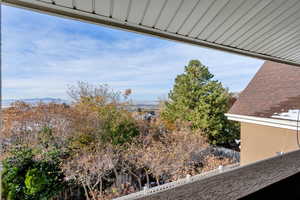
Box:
[162,60,239,145]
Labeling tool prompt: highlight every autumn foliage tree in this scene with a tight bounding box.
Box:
[1,81,237,200]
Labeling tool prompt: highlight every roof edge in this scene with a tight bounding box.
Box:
[226,113,299,131]
[2,0,300,67]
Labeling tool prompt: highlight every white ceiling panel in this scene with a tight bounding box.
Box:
[198,0,246,40]
[259,29,300,54]
[270,38,300,57]
[280,47,300,58]
[39,0,53,3]
[249,11,300,52]
[75,0,93,12]
[249,23,300,53]
[288,53,300,60]
[223,0,284,46]
[206,0,259,42]
[54,0,72,8]
[112,0,130,21]
[232,0,298,48]
[177,0,214,36]
[188,0,230,38]
[166,0,198,33]
[142,0,167,27]
[242,0,300,51]
[214,0,273,44]
[94,0,110,16]
[3,0,300,66]
[154,0,182,30]
[126,0,148,24]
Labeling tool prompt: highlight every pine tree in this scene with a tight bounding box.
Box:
[162,60,239,145]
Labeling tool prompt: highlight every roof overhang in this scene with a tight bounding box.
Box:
[226,113,299,131]
[2,0,300,66]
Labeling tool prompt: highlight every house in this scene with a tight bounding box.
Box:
[5,1,300,198]
[226,61,300,165]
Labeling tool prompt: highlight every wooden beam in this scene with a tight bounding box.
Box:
[120,149,300,200]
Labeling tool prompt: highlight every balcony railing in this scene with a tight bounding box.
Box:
[115,149,300,200]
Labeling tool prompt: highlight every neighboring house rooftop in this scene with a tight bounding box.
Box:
[227,61,300,129]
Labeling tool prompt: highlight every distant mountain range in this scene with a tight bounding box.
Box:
[126,101,160,111]
[131,100,160,106]
[2,98,68,108]
[1,98,160,109]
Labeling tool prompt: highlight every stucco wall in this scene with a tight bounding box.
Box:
[241,122,299,165]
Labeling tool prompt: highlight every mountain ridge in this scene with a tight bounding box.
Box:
[2,98,68,107]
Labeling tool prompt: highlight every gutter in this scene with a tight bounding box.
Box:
[226,113,299,131]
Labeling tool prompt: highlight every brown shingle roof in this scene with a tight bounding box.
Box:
[229,61,300,120]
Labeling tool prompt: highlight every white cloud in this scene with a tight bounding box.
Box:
[2,6,264,101]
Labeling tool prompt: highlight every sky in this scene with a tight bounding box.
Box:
[1,5,264,102]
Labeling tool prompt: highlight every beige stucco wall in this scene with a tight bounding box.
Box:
[241,122,299,165]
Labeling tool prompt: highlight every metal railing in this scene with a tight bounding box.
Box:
[114,149,300,200]
[114,163,239,200]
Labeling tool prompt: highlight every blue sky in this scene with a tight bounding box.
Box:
[2,5,263,101]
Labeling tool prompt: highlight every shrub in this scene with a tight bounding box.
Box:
[1,148,34,200]
[100,105,140,145]
[24,168,48,196]
[1,148,65,200]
